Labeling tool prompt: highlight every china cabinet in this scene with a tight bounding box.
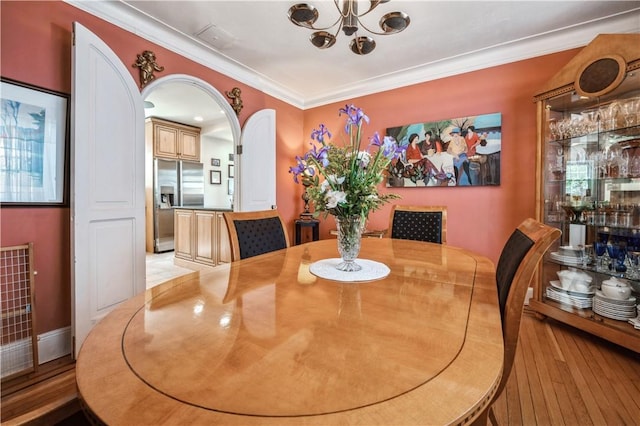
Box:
[146,117,201,162]
[532,34,640,352]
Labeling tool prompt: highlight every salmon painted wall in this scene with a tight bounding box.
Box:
[0,0,302,334]
[302,49,579,263]
[1,0,583,337]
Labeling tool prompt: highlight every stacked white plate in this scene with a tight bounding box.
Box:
[592,291,637,321]
[546,281,594,309]
[550,252,583,265]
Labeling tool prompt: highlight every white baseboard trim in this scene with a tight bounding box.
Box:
[38,326,72,364]
[0,327,71,379]
[1,338,34,378]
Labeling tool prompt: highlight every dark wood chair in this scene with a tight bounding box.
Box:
[485,218,561,425]
[223,210,290,261]
[387,205,447,244]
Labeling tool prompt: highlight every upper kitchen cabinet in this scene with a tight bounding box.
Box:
[147,117,201,162]
[532,34,640,352]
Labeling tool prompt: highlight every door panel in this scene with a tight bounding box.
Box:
[239,109,276,211]
[72,22,145,357]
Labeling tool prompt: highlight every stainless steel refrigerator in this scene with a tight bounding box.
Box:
[153,158,204,252]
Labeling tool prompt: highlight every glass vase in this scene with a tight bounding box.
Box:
[335,216,364,272]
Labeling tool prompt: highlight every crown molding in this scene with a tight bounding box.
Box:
[65,1,639,110]
[65,0,306,107]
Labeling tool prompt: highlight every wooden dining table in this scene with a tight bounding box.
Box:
[76,238,504,425]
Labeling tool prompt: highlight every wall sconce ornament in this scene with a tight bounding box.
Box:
[226,87,243,116]
[132,50,165,88]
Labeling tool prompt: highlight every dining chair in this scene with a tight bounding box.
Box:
[387,205,447,244]
[223,209,290,261]
[486,218,561,425]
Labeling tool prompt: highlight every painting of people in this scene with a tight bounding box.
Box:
[386,113,502,187]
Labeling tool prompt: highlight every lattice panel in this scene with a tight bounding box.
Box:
[1,243,38,381]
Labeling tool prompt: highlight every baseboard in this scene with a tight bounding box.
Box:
[38,327,72,364]
[1,339,35,379]
[1,327,72,380]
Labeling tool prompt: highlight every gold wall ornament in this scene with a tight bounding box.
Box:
[226,87,243,116]
[132,50,164,88]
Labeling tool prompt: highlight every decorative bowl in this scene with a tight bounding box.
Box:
[557,269,593,290]
[600,278,631,300]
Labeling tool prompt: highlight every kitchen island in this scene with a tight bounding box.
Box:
[174,207,233,268]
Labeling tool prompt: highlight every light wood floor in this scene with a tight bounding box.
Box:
[492,308,640,425]
[2,301,639,425]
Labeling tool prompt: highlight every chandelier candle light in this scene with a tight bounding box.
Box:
[290,104,405,271]
[288,0,410,55]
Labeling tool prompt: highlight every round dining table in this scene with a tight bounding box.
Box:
[76,238,504,425]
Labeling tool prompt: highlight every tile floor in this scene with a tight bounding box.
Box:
[146,251,198,289]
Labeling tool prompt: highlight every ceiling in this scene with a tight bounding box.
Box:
[66,1,640,135]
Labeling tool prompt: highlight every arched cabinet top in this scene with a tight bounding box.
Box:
[534,34,640,102]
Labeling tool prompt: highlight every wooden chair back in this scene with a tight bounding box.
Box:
[223,210,290,261]
[488,218,561,423]
[387,205,447,244]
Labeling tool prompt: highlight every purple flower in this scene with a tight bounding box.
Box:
[311,124,331,144]
[339,104,369,133]
[288,155,307,184]
[305,143,330,168]
[370,133,405,160]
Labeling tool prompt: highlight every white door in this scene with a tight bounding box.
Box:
[71,22,145,358]
[238,109,276,211]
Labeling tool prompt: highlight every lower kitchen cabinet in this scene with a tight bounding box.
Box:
[174,209,231,267]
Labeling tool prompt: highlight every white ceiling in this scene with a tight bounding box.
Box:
[66,0,640,135]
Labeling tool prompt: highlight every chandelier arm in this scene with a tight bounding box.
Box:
[306,14,344,31]
[357,0,381,18]
[356,19,388,36]
[294,12,343,31]
[333,0,349,18]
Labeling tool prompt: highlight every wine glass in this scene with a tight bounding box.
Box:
[626,251,640,280]
[621,98,638,127]
[594,241,607,272]
[606,242,620,271]
[615,243,628,274]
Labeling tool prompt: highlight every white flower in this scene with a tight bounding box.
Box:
[357,151,371,167]
[326,174,345,185]
[325,190,347,209]
[320,180,331,193]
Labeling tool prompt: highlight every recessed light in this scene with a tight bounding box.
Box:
[194,116,204,122]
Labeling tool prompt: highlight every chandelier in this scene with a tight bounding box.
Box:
[287,0,410,55]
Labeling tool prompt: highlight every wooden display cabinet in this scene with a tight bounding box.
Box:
[532,34,640,353]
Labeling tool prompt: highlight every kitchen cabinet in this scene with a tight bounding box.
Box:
[532,34,640,353]
[146,117,201,162]
[174,208,231,267]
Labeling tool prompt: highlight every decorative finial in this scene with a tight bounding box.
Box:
[132,50,164,88]
[226,87,243,116]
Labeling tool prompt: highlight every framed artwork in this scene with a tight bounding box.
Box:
[210,170,221,184]
[228,153,234,162]
[228,178,234,195]
[0,78,69,205]
[386,112,502,187]
[211,158,220,167]
[228,164,234,178]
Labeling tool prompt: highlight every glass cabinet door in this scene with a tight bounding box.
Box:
[541,70,640,315]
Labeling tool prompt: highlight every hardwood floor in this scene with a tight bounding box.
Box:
[2,305,638,425]
[492,308,640,425]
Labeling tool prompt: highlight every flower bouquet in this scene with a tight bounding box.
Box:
[290,104,404,271]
